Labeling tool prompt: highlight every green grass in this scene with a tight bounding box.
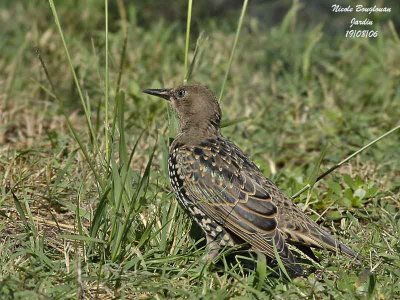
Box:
[1,1,399,299]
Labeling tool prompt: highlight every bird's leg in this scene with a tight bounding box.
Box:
[204,234,221,262]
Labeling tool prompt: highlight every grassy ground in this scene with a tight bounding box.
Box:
[1,1,399,299]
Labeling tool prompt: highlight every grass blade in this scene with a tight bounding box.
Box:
[104,0,110,160]
[272,239,291,282]
[184,0,193,83]
[115,0,128,94]
[61,235,105,244]
[112,143,156,261]
[89,187,111,242]
[255,252,267,290]
[218,0,248,102]
[292,124,400,198]
[186,32,207,82]
[47,1,98,151]
[11,190,29,231]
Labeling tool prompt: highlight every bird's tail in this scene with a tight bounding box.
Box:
[283,220,360,262]
[315,226,359,260]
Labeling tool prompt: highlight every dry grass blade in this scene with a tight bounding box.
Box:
[292,124,400,199]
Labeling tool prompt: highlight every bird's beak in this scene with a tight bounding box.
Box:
[143,88,171,101]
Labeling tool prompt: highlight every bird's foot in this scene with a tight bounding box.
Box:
[203,235,221,263]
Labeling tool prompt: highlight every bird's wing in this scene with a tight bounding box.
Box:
[176,138,356,262]
[175,138,297,266]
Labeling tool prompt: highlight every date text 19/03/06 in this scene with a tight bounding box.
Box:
[346,30,378,38]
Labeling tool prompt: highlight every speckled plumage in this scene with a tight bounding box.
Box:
[144,84,357,274]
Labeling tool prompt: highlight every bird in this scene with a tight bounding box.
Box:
[143,84,357,275]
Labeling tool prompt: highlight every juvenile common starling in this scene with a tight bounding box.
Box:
[143,84,357,274]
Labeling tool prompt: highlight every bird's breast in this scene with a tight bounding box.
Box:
[168,148,192,210]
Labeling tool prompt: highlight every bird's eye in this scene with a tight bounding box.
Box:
[176,89,186,99]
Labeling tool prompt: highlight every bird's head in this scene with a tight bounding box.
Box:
[143,84,221,132]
